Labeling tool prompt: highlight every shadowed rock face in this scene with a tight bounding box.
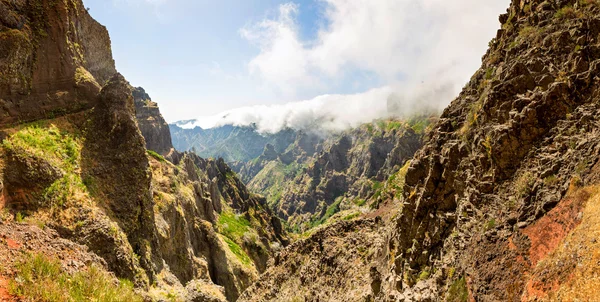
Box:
[235,122,425,231]
[82,74,162,284]
[240,1,600,301]
[385,0,600,300]
[0,0,116,126]
[133,87,174,155]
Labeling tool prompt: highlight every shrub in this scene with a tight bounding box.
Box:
[447,276,469,302]
[146,150,166,162]
[9,253,142,302]
[218,211,251,242]
[342,212,360,221]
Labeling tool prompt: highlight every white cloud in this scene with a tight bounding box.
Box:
[186,0,510,133]
[240,0,508,97]
[180,81,449,133]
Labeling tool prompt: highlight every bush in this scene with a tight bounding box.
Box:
[218,211,251,241]
[9,253,142,302]
[146,150,166,162]
[447,276,469,302]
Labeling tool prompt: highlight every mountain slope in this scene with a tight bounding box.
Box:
[0,2,286,301]
[240,0,600,301]
[169,124,297,162]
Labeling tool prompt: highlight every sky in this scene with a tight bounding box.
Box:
[83,0,510,129]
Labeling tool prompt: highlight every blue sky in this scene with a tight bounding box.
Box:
[83,0,346,122]
[83,0,508,125]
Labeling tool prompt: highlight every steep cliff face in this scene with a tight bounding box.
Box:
[0,0,116,126]
[386,0,600,300]
[0,2,286,301]
[133,87,174,156]
[241,0,600,301]
[238,120,426,232]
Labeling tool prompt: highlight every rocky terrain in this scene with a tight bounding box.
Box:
[0,0,115,127]
[173,118,431,233]
[244,121,426,232]
[2,0,600,301]
[0,1,285,301]
[169,124,297,163]
[239,0,600,301]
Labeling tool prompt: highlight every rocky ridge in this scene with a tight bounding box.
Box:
[0,2,286,301]
[232,120,428,232]
[240,0,600,301]
[0,0,115,126]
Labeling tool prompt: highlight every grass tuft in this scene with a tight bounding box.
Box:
[9,253,142,302]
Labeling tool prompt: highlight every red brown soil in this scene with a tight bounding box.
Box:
[521,196,584,267]
[0,276,16,302]
[4,239,19,250]
[520,191,587,300]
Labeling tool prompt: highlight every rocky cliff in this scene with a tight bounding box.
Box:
[0,2,286,301]
[133,87,174,156]
[387,0,600,300]
[169,123,297,162]
[241,0,600,301]
[234,120,428,232]
[0,0,116,126]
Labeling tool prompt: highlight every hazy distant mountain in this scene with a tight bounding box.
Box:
[169,123,298,162]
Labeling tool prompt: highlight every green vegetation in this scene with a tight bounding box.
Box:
[484,67,495,80]
[371,180,384,200]
[408,115,434,134]
[3,124,79,168]
[342,212,360,221]
[9,253,142,302]
[16,212,24,223]
[385,121,403,131]
[417,268,431,281]
[485,218,496,231]
[447,276,469,302]
[250,161,304,208]
[222,236,253,266]
[516,171,535,196]
[2,124,90,207]
[353,199,367,207]
[309,199,342,228]
[544,175,559,186]
[555,6,578,19]
[460,98,484,136]
[74,67,96,86]
[147,150,166,162]
[218,210,251,242]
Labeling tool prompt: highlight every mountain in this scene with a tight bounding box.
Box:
[169,123,298,163]
[3,0,600,301]
[171,117,435,233]
[0,2,285,301]
[236,119,431,232]
[240,0,600,301]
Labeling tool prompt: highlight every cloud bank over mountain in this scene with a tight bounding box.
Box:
[182,0,509,132]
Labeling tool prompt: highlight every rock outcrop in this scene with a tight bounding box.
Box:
[0,0,116,126]
[384,0,600,300]
[241,0,600,301]
[238,121,426,231]
[0,2,286,301]
[133,87,174,155]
